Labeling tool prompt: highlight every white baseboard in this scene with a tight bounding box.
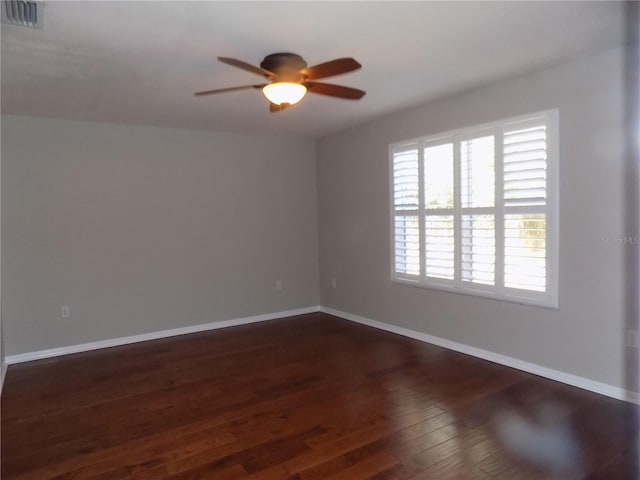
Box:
[320,306,640,405]
[6,306,321,365]
[5,304,638,405]
[1,359,7,394]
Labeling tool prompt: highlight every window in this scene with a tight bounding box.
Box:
[390,110,558,307]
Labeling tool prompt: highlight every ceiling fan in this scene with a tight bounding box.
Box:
[194,53,366,112]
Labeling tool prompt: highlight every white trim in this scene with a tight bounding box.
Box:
[6,306,321,365]
[391,277,558,310]
[1,360,7,394]
[320,306,640,405]
[546,109,560,309]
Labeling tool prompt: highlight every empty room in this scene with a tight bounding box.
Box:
[1,1,638,479]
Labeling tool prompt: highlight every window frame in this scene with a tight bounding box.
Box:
[389,110,559,309]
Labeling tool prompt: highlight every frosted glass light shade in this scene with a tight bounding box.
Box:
[262,82,307,106]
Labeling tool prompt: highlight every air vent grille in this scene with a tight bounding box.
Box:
[2,0,43,29]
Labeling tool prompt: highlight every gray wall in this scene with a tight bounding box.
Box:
[0,114,4,390]
[317,47,628,389]
[2,116,319,355]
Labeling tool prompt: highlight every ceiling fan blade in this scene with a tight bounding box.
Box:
[218,57,275,79]
[302,58,361,80]
[194,85,266,96]
[305,82,366,100]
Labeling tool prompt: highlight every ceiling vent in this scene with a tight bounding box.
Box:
[1,1,43,29]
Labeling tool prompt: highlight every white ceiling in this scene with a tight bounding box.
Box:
[1,1,625,138]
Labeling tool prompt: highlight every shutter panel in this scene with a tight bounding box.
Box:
[461,215,495,285]
[425,215,454,279]
[503,125,547,207]
[461,136,495,208]
[424,143,454,209]
[460,134,495,285]
[424,143,455,280]
[503,121,548,293]
[504,214,546,292]
[395,215,420,275]
[393,149,419,210]
[393,148,420,276]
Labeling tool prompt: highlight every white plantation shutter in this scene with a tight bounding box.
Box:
[460,135,495,286]
[390,110,557,307]
[502,119,550,297]
[424,143,455,281]
[392,148,420,277]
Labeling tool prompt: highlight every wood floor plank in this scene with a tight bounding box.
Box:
[2,313,636,479]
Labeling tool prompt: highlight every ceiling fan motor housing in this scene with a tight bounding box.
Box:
[260,53,308,81]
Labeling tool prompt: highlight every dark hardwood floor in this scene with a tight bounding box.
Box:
[1,313,637,479]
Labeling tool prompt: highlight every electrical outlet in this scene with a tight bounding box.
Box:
[276,280,282,290]
[61,306,70,318]
[627,329,639,349]
[331,278,337,288]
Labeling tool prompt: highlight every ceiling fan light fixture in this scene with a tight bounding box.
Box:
[262,82,307,106]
